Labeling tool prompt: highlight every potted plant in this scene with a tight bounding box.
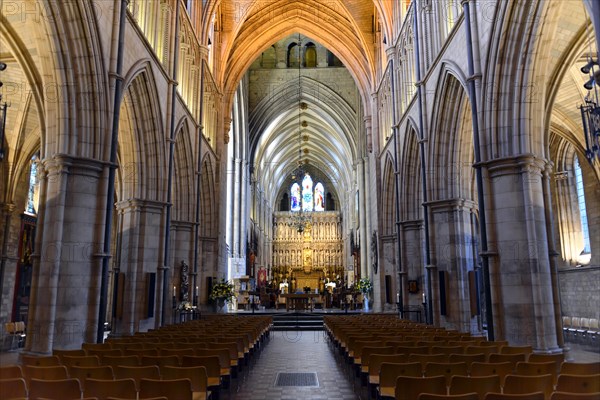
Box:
[209,279,235,313]
[355,278,373,311]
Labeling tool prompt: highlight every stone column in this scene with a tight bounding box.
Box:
[26,155,105,352]
[486,155,560,351]
[401,220,424,309]
[112,199,166,336]
[427,199,480,333]
[0,203,17,325]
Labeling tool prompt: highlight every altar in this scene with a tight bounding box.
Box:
[281,293,321,311]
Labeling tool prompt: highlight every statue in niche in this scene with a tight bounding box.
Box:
[371,232,378,274]
[180,260,189,301]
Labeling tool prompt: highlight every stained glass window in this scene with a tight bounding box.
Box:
[574,158,591,254]
[25,155,39,215]
[291,183,301,211]
[314,183,325,211]
[302,174,313,212]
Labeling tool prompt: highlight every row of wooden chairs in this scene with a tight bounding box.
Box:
[0,376,194,400]
[322,315,599,400]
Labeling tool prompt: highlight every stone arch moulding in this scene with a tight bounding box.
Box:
[118,61,167,202]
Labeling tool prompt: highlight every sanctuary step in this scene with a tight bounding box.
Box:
[272,313,324,331]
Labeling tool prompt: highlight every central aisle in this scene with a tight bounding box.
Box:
[230,330,360,400]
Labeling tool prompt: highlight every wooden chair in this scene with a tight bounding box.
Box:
[161,366,210,400]
[550,392,600,400]
[450,375,502,398]
[448,353,486,372]
[368,354,408,386]
[378,362,422,398]
[86,348,123,360]
[114,365,160,391]
[484,394,545,400]
[62,355,101,368]
[82,343,111,352]
[0,377,27,400]
[502,374,554,399]
[432,346,465,356]
[107,398,167,400]
[501,346,533,356]
[489,353,527,366]
[409,354,450,372]
[194,348,231,378]
[140,355,180,368]
[68,365,114,386]
[21,355,60,367]
[465,346,500,360]
[514,362,558,384]
[424,362,468,386]
[555,373,600,393]
[528,353,564,371]
[470,362,514,383]
[84,377,137,400]
[0,365,23,379]
[53,349,87,361]
[101,355,140,368]
[419,394,479,400]
[28,378,82,400]
[560,362,600,375]
[181,355,221,389]
[139,378,193,400]
[23,365,69,386]
[395,375,447,400]
[359,346,395,374]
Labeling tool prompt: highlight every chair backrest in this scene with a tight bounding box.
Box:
[140,355,180,367]
[62,355,101,367]
[409,353,450,370]
[450,374,502,398]
[448,353,486,371]
[503,374,554,398]
[419,394,479,400]
[501,346,533,356]
[24,365,69,384]
[0,377,27,399]
[139,378,193,400]
[431,346,465,356]
[160,365,208,392]
[68,365,114,384]
[550,392,600,400]
[102,355,140,368]
[489,353,527,365]
[560,362,600,376]
[114,365,160,390]
[515,361,558,383]
[470,362,514,382]
[379,362,423,391]
[84,377,137,400]
[28,378,81,400]
[181,355,221,379]
[485,393,545,400]
[424,362,469,386]
[395,375,447,400]
[555,373,600,393]
[21,355,60,367]
[53,349,87,361]
[0,365,23,379]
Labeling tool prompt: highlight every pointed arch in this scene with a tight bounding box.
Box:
[381,155,396,236]
[173,119,195,222]
[428,68,475,201]
[200,156,217,238]
[117,62,166,202]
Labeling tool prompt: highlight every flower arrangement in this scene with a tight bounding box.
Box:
[355,278,372,294]
[209,279,235,301]
[177,301,195,311]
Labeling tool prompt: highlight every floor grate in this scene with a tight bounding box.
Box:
[274,372,319,387]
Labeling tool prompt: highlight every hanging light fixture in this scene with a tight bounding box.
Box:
[578,28,600,164]
[290,33,311,233]
[0,62,9,162]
